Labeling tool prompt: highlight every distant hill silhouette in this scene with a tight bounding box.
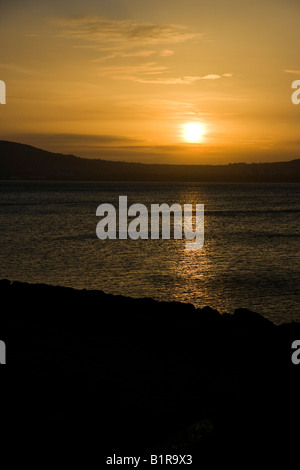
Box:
[0,140,299,182]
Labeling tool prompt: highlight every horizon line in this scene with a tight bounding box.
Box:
[1,139,299,167]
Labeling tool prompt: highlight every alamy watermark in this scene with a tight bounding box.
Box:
[96,196,204,250]
[291,80,300,105]
[0,341,6,364]
[291,340,300,365]
[0,80,6,104]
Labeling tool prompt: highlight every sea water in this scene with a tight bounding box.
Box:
[0,181,299,324]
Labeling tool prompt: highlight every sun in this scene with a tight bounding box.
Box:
[183,122,204,143]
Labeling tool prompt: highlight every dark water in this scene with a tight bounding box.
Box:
[0,181,299,324]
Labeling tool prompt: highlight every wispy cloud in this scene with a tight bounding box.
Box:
[159,50,175,57]
[284,69,300,74]
[96,50,157,61]
[134,74,231,85]
[8,133,145,150]
[51,15,204,47]
[94,49,175,61]
[99,62,168,78]
[51,16,231,86]
[99,63,233,85]
[40,133,144,144]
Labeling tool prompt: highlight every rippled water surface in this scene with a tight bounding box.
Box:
[0,181,299,324]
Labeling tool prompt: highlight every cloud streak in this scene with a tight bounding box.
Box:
[134,74,232,85]
[51,15,204,47]
[99,63,233,85]
[7,133,145,149]
[284,69,300,74]
[94,49,175,61]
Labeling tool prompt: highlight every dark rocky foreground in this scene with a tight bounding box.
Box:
[0,279,299,462]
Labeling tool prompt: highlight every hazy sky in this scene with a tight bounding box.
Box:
[1,0,300,163]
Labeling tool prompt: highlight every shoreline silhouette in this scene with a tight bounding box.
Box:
[1,279,299,457]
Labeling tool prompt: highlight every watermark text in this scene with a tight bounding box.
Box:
[291,80,300,104]
[0,80,6,104]
[0,340,6,364]
[291,340,300,365]
[96,196,204,250]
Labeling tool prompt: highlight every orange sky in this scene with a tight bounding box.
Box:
[0,0,300,164]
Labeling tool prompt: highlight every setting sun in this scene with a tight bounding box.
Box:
[183,123,204,143]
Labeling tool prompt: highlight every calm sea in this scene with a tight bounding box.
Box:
[0,181,299,324]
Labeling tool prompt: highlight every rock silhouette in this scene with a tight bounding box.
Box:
[0,279,299,460]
